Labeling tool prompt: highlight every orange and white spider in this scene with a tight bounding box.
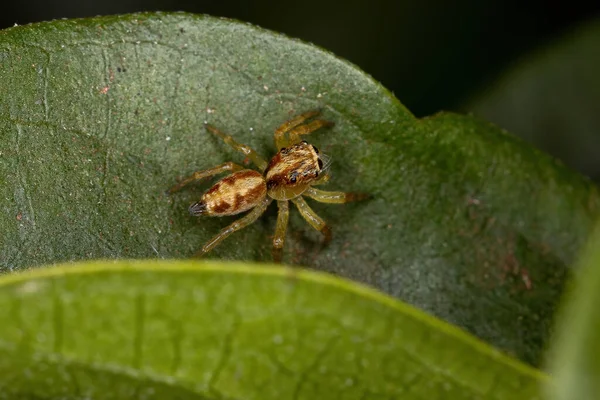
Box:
[167,110,368,262]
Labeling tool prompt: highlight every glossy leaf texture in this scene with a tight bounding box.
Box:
[0,260,546,399]
[547,222,600,400]
[0,13,598,366]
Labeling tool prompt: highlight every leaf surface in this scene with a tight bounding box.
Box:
[0,13,598,365]
[548,222,600,400]
[0,260,545,399]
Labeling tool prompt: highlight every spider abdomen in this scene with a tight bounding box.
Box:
[190,169,267,217]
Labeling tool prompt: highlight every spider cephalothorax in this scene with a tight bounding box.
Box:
[265,140,329,200]
[167,109,368,262]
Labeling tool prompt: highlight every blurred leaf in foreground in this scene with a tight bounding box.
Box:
[548,222,600,400]
[0,260,545,399]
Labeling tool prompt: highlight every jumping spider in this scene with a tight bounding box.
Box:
[167,109,368,262]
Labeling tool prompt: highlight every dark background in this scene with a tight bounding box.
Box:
[2,0,598,117]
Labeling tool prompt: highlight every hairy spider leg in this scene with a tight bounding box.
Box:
[205,123,268,172]
[272,200,290,263]
[166,162,246,194]
[311,172,331,186]
[196,197,272,257]
[274,109,321,149]
[291,197,332,245]
[287,120,335,146]
[304,187,370,203]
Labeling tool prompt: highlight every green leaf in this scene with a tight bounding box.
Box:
[0,12,598,366]
[547,222,600,400]
[467,19,600,181]
[0,260,545,399]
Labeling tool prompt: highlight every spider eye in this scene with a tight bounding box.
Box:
[289,173,297,184]
[301,140,308,144]
[311,145,319,154]
[317,158,324,169]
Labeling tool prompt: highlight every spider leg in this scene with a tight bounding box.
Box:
[272,200,290,263]
[288,119,335,145]
[205,123,268,172]
[195,197,272,257]
[274,109,321,149]
[304,187,370,204]
[291,197,332,245]
[312,172,331,186]
[166,162,245,194]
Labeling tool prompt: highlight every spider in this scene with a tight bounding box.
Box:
[166,109,368,262]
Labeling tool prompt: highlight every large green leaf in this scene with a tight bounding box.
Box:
[547,223,600,400]
[0,12,598,366]
[468,18,600,181]
[0,260,545,399]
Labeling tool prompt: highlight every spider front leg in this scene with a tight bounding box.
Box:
[274,110,320,149]
[272,200,290,263]
[304,187,370,203]
[288,119,334,145]
[312,172,331,186]
[205,123,268,172]
[196,197,272,257]
[291,197,332,244]
[166,162,245,194]
[274,109,334,148]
